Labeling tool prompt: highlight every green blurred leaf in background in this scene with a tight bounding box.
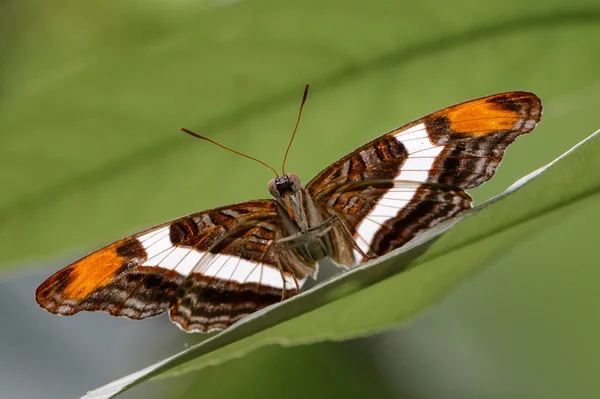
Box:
[1,0,600,398]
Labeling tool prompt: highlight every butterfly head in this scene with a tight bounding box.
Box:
[268,173,302,198]
[268,173,303,220]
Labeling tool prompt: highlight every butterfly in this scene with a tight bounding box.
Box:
[36,86,542,333]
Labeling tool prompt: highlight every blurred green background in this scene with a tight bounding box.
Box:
[1,0,600,398]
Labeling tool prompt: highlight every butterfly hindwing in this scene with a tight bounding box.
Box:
[36,200,315,332]
[308,92,542,264]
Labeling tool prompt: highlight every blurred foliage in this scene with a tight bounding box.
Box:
[1,0,600,398]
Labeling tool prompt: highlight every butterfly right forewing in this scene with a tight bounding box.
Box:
[308,92,542,265]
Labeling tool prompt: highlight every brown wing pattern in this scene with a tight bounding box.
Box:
[308,92,542,263]
[36,200,315,332]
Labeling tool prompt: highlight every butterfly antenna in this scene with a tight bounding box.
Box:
[181,128,279,177]
[281,83,310,175]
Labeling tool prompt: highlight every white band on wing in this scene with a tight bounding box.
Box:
[137,227,299,290]
[352,123,444,262]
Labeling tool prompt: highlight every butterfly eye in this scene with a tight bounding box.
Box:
[287,173,302,192]
[268,179,281,198]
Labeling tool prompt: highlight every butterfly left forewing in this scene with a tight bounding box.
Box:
[309,91,542,265]
[36,200,316,332]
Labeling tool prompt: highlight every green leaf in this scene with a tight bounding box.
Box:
[81,129,600,399]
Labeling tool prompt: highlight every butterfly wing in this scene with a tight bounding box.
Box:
[307,92,542,264]
[36,200,316,332]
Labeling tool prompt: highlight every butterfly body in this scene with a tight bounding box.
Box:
[36,91,542,333]
[269,174,351,271]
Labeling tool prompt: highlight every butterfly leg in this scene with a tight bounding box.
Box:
[275,216,338,249]
[326,211,374,263]
[274,254,300,301]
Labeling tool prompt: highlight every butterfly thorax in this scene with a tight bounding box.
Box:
[268,173,336,262]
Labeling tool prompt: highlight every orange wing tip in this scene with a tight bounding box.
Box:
[429,91,542,137]
[35,238,146,315]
